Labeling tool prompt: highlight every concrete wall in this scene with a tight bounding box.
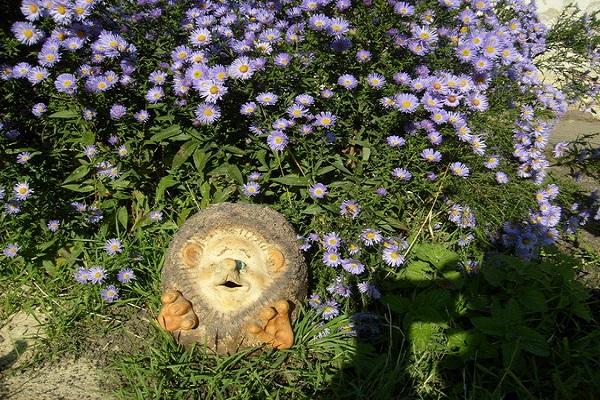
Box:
[537,0,600,23]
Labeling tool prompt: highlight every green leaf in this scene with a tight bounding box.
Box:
[471,316,505,336]
[62,184,95,192]
[517,288,548,313]
[226,164,243,184]
[117,206,128,231]
[512,326,549,356]
[301,204,323,215]
[381,294,411,314]
[172,141,199,170]
[315,165,336,176]
[222,145,246,155]
[396,261,433,287]
[149,124,181,142]
[49,110,78,119]
[412,243,459,270]
[271,175,309,186]
[193,150,209,173]
[63,165,90,184]
[155,176,178,203]
[408,321,443,353]
[482,264,506,287]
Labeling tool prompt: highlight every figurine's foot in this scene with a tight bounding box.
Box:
[157,289,198,332]
[247,300,293,349]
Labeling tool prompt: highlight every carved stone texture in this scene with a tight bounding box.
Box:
[158,202,308,353]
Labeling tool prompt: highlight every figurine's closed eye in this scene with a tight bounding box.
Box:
[182,243,201,268]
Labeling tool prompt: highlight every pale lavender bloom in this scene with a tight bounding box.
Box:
[323,232,342,250]
[55,73,77,94]
[496,172,509,184]
[387,135,406,147]
[360,229,382,247]
[338,74,358,89]
[101,285,120,303]
[47,220,60,232]
[357,281,381,299]
[149,210,163,222]
[366,73,386,89]
[450,162,470,177]
[110,104,127,120]
[104,238,123,255]
[32,103,46,117]
[11,21,43,45]
[323,250,342,267]
[13,182,33,200]
[4,200,21,214]
[314,112,336,127]
[3,244,20,258]
[195,103,221,124]
[392,167,412,181]
[382,247,405,267]
[242,182,260,197]
[295,94,314,106]
[266,131,288,151]
[308,294,323,309]
[117,268,135,284]
[340,200,360,219]
[552,142,569,158]
[376,187,388,196]
[393,93,419,112]
[74,267,90,284]
[88,266,106,283]
[321,300,340,320]
[27,66,49,84]
[145,86,164,103]
[356,49,371,62]
[240,102,257,115]
[309,183,328,199]
[484,155,500,169]
[16,152,32,164]
[256,92,278,106]
[421,148,441,162]
[134,110,150,123]
[342,259,365,275]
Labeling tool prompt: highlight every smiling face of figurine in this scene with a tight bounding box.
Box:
[180,227,286,313]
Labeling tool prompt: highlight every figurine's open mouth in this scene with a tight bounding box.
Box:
[219,280,243,289]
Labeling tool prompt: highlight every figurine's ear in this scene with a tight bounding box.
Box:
[267,248,285,273]
[182,243,201,268]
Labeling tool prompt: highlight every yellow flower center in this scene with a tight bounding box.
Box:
[209,86,219,94]
[197,34,206,42]
[402,100,411,109]
[56,5,66,14]
[29,4,38,12]
[98,82,107,89]
[203,108,214,117]
[23,29,33,39]
[239,65,249,73]
[321,117,330,125]
[63,80,72,87]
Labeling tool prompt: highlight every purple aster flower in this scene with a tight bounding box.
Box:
[321,300,340,320]
[12,21,43,45]
[328,276,352,297]
[148,71,167,85]
[287,104,308,119]
[74,267,90,284]
[55,73,77,94]
[248,172,262,181]
[242,182,260,197]
[323,232,342,250]
[367,73,386,89]
[393,93,419,113]
[309,183,328,199]
[328,17,350,37]
[110,104,127,120]
[449,162,470,178]
[196,79,228,103]
[340,200,360,219]
[457,233,475,247]
[496,172,509,184]
[240,102,257,116]
[3,244,20,258]
[421,148,442,162]
[117,268,135,284]
[467,92,489,111]
[195,103,221,124]
[394,2,415,16]
[484,155,500,169]
[552,142,569,158]
[27,66,49,85]
[104,238,123,255]
[88,266,106,284]
[323,250,342,267]
[267,131,288,151]
[357,281,381,299]
[256,92,278,106]
[356,49,371,62]
[134,110,150,123]
[16,152,32,164]
[32,103,46,117]
[308,294,323,309]
[228,57,255,80]
[13,182,33,200]
[47,220,60,232]
[360,229,382,247]
[4,200,21,214]
[392,167,412,181]
[376,187,388,196]
[382,248,405,267]
[321,88,334,98]
[338,74,358,89]
[149,210,163,222]
[145,87,164,103]
[342,259,365,275]
[274,53,291,67]
[314,112,337,128]
[387,135,406,147]
[101,285,120,303]
[295,94,314,106]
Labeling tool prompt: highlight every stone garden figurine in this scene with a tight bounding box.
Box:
[158,203,308,353]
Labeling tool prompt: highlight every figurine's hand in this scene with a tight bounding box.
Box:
[247,300,293,349]
[157,289,198,332]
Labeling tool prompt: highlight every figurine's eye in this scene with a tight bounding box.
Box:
[235,260,247,271]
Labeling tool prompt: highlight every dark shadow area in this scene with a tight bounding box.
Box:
[325,247,600,399]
